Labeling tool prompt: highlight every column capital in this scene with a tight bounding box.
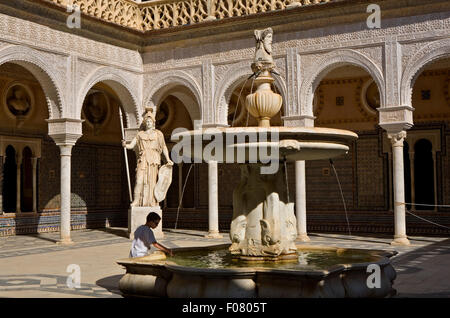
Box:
[387,131,407,147]
[31,157,38,168]
[378,106,414,133]
[47,118,83,146]
[59,144,74,156]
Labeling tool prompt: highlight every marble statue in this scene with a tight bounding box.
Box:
[251,27,275,73]
[123,107,173,207]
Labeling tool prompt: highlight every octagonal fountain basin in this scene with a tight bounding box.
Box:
[170,127,358,163]
[117,244,397,298]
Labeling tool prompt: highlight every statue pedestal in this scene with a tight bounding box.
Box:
[128,206,164,240]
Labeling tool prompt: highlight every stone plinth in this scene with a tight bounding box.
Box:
[128,206,163,240]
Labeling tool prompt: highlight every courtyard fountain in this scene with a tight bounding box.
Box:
[117,28,397,298]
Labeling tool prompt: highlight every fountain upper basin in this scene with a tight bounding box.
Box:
[171,126,358,163]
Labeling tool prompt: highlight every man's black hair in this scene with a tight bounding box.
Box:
[146,212,161,223]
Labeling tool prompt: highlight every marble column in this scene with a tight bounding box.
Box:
[16,152,22,213]
[205,160,222,238]
[32,158,38,213]
[295,160,310,241]
[47,118,83,245]
[59,145,73,244]
[388,131,410,246]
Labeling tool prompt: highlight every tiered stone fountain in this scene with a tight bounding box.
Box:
[117,28,397,298]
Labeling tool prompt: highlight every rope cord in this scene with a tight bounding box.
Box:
[404,209,450,230]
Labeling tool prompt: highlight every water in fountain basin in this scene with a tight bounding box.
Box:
[166,247,377,270]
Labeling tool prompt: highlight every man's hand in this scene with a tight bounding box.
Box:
[167,160,174,166]
[121,140,127,148]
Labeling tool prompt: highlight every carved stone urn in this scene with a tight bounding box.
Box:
[245,70,282,128]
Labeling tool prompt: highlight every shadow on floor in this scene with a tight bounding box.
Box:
[96,275,124,297]
[391,238,450,264]
[308,233,393,245]
[15,233,59,243]
[95,227,129,239]
[164,229,209,238]
[309,232,446,245]
[396,291,450,298]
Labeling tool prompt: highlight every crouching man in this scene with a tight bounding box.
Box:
[129,212,173,258]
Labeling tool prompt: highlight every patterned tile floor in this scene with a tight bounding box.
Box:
[0,228,449,297]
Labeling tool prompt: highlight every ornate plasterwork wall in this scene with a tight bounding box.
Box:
[0,12,143,127]
[401,38,450,107]
[0,7,449,133]
[143,69,203,124]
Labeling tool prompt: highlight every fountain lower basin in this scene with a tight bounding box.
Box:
[117,245,397,298]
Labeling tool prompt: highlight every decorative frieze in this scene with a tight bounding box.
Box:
[47,0,335,31]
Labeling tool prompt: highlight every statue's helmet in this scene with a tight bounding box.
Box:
[143,106,156,123]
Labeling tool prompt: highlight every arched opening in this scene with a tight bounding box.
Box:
[408,56,449,214]
[307,64,383,233]
[411,58,450,123]
[155,93,194,212]
[76,81,130,228]
[2,145,17,212]
[0,63,50,133]
[21,147,33,212]
[414,139,435,210]
[0,62,46,219]
[147,83,203,229]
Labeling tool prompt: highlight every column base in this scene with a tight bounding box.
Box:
[390,236,411,246]
[56,238,74,245]
[296,234,311,242]
[204,231,223,239]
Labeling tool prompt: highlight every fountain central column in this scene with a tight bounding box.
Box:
[229,163,298,260]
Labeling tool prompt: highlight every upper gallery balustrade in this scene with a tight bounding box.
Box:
[46,0,335,31]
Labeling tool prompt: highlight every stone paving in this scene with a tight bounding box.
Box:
[0,228,448,298]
